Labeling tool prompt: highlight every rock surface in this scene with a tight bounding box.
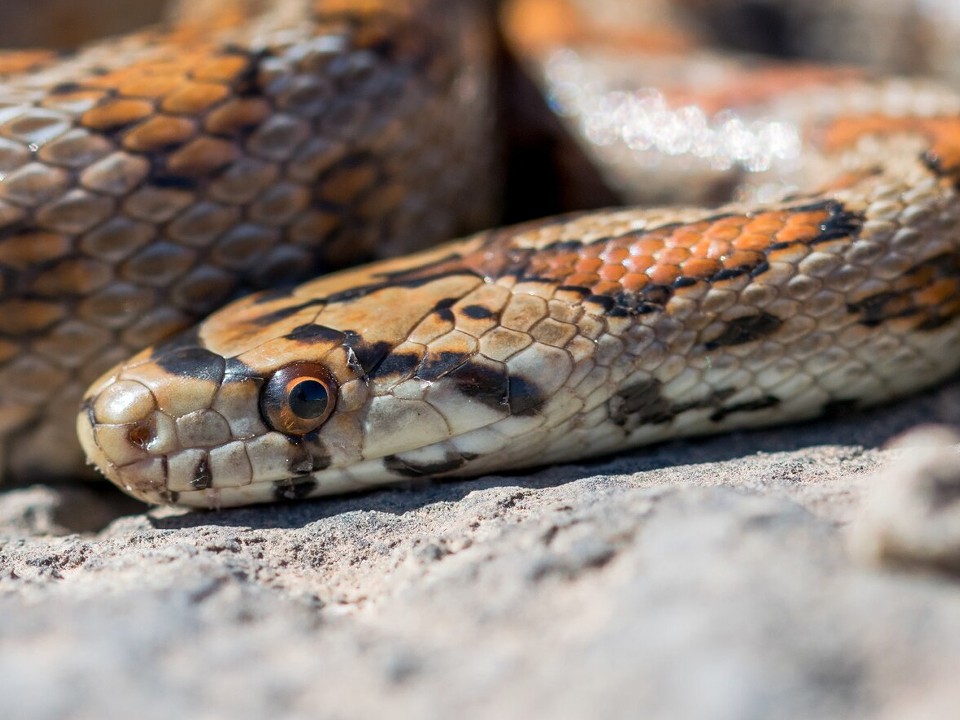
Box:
[3,380,960,720]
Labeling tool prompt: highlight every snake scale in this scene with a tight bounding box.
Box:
[8,0,960,507]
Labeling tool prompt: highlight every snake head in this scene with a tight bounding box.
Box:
[76,238,577,507]
[76,327,364,506]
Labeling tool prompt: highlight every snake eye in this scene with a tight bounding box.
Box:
[260,362,337,435]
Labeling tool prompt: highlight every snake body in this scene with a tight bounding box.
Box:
[78,106,960,506]
[0,0,496,479]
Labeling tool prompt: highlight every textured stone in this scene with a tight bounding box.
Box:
[851,425,960,573]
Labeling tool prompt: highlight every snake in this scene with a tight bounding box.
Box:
[0,0,497,480]
[7,1,960,508]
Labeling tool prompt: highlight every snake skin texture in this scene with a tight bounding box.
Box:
[78,105,960,506]
[0,0,498,479]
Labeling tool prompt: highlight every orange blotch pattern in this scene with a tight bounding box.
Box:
[484,206,841,301]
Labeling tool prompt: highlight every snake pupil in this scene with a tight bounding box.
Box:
[289,379,329,419]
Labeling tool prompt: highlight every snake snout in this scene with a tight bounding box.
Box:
[77,378,169,492]
[76,343,246,501]
[77,341,336,504]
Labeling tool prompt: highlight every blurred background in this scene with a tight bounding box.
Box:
[2,0,959,220]
[0,0,167,49]
[2,0,958,76]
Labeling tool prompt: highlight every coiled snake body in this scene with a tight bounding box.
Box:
[9,1,960,507]
[0,0,496,480]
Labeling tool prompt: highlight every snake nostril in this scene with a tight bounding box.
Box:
[127,423,153,450]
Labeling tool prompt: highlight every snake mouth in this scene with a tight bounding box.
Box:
[77,408,324,506]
